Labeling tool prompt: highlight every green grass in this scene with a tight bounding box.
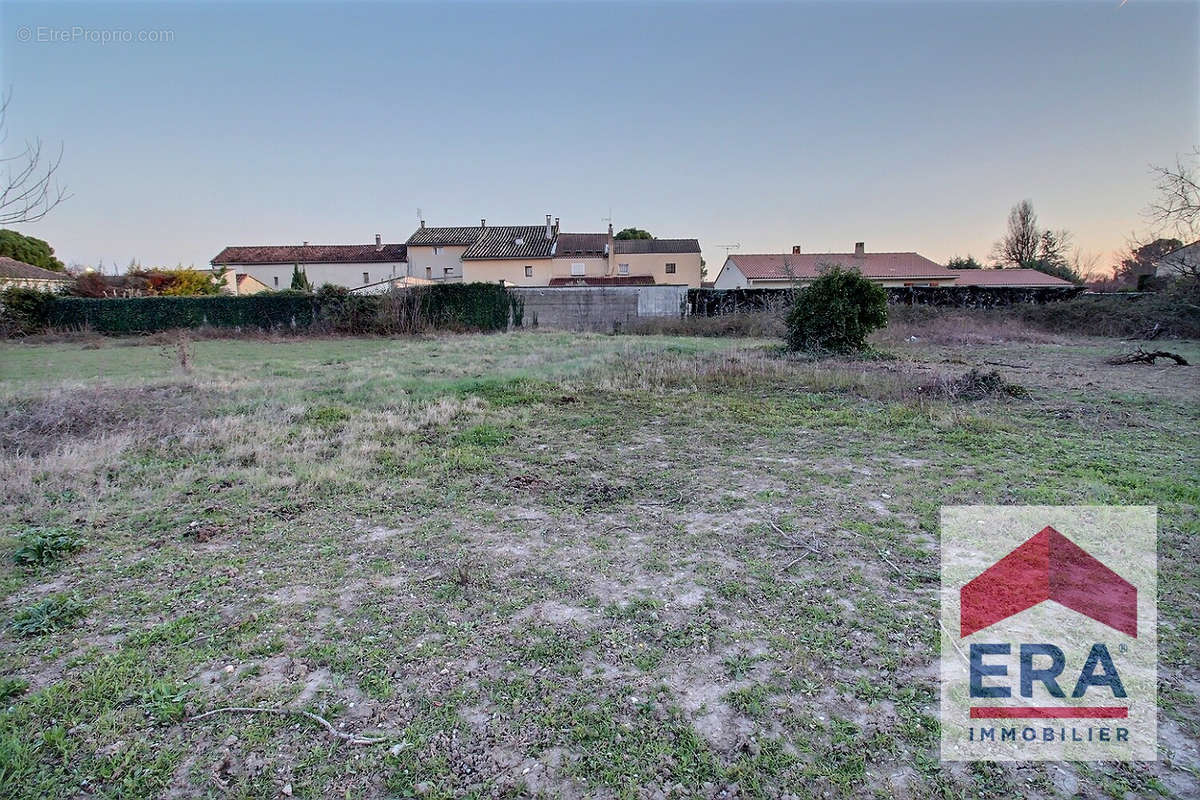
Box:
[0,331,1196,798]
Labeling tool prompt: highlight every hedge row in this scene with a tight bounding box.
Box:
[2,283,521,335]
[46,294,318,333]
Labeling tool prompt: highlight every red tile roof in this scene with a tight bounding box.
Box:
[211,243,407,265]
[949,268,1075,287]
[548,275,655,286]
[727,252,954,281]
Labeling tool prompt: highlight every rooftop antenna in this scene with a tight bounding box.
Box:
[416,207,422,224]
[716,243,741,258]
[601,207,613,227]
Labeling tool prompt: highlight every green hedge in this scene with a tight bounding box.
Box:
[46,294,318,333]
[27,283,521,335]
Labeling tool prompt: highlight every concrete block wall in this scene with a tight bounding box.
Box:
[511,286,687,331]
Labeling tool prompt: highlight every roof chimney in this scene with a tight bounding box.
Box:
[375,233,382,250]
[545,214,552,240]
[854,242,865,256]
[481,218,486,228]
[302,241,308,246]
[792,245,802,254]
[554,217,560,236]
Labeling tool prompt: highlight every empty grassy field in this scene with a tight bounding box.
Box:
[1,330,1197,799]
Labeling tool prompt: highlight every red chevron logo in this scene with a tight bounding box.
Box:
[960,526,1137,638]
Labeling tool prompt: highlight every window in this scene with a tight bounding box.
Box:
[665,262,676,274]
[524,266,533,277]
[433,246,443,255]
[425,266,432,278]
[273,276,279,287]
[571,262,585,276]
[618,263,630,275]
[444,267,453,276]
[362,272,370,284]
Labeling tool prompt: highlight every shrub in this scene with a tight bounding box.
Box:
[10,593,87,637]
[785,266,888,352]
[0,287,58,334]
[12,528,83,569]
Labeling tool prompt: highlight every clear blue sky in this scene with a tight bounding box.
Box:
[2,1,1197,273]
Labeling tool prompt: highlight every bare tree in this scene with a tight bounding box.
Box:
[1147,148,1199,240]
[992,200,1041,266]
[1,91,70,225]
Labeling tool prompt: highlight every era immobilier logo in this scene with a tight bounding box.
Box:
[940,507,1157,761]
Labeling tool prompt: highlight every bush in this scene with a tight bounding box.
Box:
[0,287,58,334]
[785,266,888,352]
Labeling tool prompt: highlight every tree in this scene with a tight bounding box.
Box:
[784,265,888,353]
[991,200,1041,266]
[290,265,312,292]
[0,229,65,271]
[1116,238,1184,283]
[0,91,69,225]
[947,255,983,270]
[990,201,1083,284]
[614,228,652,240]
[1147,147,1199,239]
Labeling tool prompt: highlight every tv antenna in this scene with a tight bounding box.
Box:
[716,243,741,257]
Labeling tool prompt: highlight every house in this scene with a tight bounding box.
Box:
[210,235,408,291]
[713,243,957,288]
[406,216,704,288]
[0,257,72,291]
[949,268,1075,288]
[216,271,272,295]
[1153,241,1198,278]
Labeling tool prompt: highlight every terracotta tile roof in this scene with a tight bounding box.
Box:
[949,268,1075,287]
[728,252,953,281]
[555,233,608,257]
[462,226,554,260]
[406,226,484,247]
[0,257,70,281]
[212,243,407,265]
[614,238,700,254]
[548,275,656,286]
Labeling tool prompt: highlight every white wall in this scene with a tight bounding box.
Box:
[712,258,748,289]
[222,262,406,290]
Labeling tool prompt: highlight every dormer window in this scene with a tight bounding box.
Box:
[515,237,525,246]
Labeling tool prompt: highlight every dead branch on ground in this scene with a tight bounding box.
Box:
[1106,348,1190,366]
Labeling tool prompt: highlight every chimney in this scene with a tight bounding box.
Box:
[375,233,382,250]
[545,214,552,240]
[854,242,865,256]
[554,217,560,236]
[481,218,486,228]
[606,223,615,271]
[302,241,308,246]
[792,245,802,254]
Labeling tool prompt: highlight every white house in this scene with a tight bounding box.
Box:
[713,243,959,288]
[210,235,408,291]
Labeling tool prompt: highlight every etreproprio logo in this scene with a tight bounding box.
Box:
[940,507,1157,761]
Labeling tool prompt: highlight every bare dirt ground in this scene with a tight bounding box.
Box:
[1,330,1196,798]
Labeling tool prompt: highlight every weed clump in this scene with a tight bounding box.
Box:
[12,528,82,569]
[926,368,1025,402]
[10,593,88,636]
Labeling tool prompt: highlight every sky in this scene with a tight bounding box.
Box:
[2,0,1197,274]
